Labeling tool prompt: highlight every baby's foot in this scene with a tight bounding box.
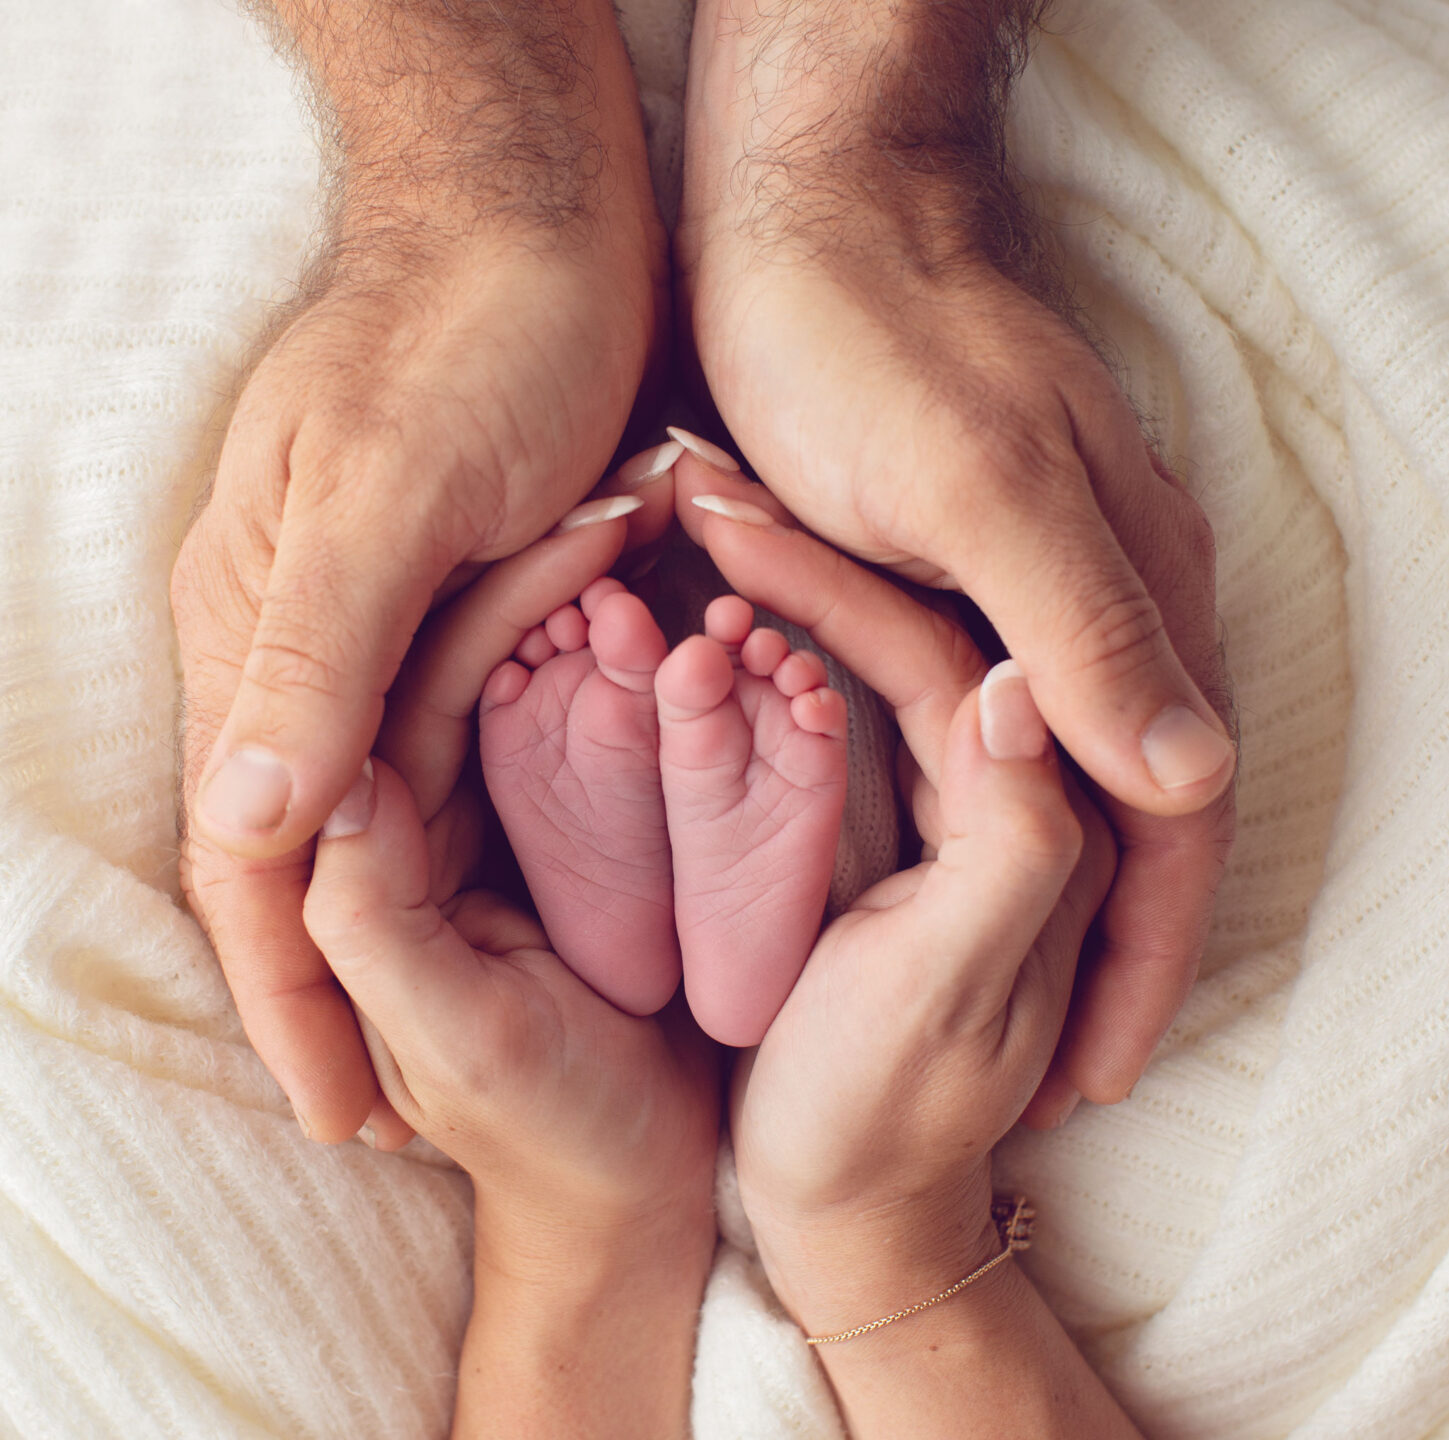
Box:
[655,595,848,1046]
[480,578,679,1015]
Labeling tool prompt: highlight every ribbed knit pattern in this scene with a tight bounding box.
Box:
[0,6,473,1438]
[2,1,1446,1437]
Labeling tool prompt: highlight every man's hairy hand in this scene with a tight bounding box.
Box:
[680,0,1236,1116]
[174,0,665,1143]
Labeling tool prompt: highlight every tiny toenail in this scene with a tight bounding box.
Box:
[616,440,685,489]
[554,496,644,532]
[667,426,742,472]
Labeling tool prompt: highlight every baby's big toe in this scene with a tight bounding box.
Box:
[655,635,738,723]
[587,591,668,696]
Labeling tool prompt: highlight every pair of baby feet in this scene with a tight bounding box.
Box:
[480,577,848,1047]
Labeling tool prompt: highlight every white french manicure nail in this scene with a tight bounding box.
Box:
[1142,705,1235,790]
[320,758,375,839]
[553,495,644,532]
[615,440,685,490]
[666,426,742,473]
[199,746,292,835]
[979,660,1050,761]
[357,1124,378,1149]
[691,494,775,527]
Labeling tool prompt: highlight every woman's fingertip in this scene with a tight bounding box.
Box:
[691,494,775,527]
[666,425,742,473]
[615,439,685,490]
[319,758,376,840]
[553,495,645,532]
[979,660,1050,761]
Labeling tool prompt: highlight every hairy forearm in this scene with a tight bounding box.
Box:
[686,0,1049,275]
[253,0,655,241]
[453,1210,715,1440]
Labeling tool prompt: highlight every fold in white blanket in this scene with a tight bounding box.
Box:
[0,1,1445,1436]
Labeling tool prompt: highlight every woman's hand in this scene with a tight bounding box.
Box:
[301,505,717,1440]
[302,758,719,1247]
[680,479,1142,1437]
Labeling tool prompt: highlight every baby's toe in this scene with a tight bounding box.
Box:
[791,686,848,739]
[580,576,628,618]
[741,627,790,677]
[772,649,829,698]
[544,603,588,652]
[656,634,737,721]
[515,625,557,668]
[703,594,755,653]
[589,591,668,695]
[481,658,533,710]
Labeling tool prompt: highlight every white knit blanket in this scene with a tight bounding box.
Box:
[2,1,1447,1436]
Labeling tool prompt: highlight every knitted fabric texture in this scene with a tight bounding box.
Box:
[1,1,1446,1437]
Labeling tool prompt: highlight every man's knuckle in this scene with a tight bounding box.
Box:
[1062,586,1168,682]
[243,635,347,701]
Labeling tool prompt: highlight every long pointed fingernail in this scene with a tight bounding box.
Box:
[667,426,741,473]
[198,746,292,835]
[615,440,685,489]
[691,494,775,527]
[553,495,644,533]
[320,759,375,839]
[979,660,1049,760]
[1142,705,1235,790]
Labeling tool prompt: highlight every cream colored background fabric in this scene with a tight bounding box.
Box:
[1,1,1446,1435]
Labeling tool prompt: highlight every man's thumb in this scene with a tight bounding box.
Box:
[191,513,434,858]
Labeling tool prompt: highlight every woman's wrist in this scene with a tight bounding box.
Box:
[456,1199,717,1440]
[746,1176,1003,1342]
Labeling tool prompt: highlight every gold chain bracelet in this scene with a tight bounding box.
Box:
[802,1196,1036,1347]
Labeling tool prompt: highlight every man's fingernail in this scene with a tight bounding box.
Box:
[1142,705,1235,790]
[615,440,685,490]
[979,660,1050,760]
[357,1124,377,1149]
[553,495,644,532]
[691,494,775,527]
[320,758,375,840]
[667,426,742,473]
[199,746,291,835]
